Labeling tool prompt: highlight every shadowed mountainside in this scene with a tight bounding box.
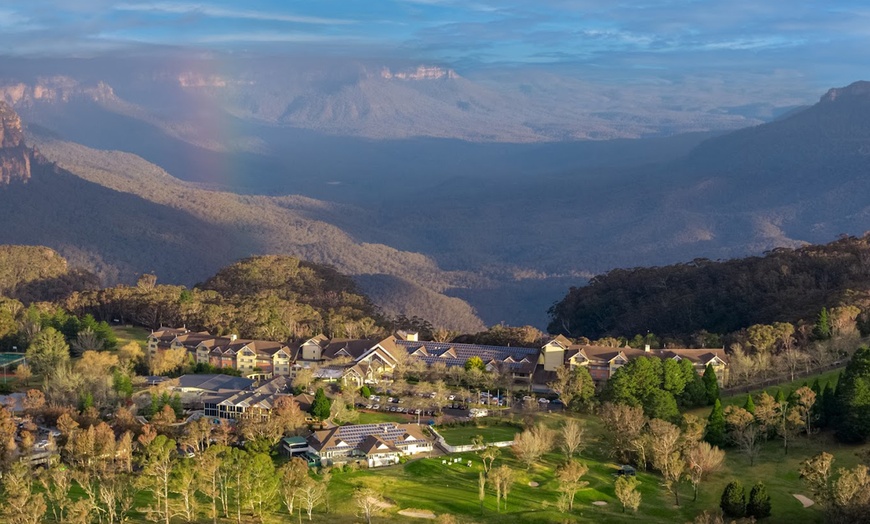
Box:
[0,104,487,332]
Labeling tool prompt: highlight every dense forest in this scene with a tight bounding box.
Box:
[0,245,100,303]
[548,234,870,340]
[64,256,386,342]
[0,248,387,347]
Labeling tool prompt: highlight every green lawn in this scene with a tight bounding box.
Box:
[437,421,523,446]
[316,413,853,524]
[112,325,150,350]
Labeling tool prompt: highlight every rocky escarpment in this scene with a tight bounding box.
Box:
[0,102,33,185]
[820,80,870,103]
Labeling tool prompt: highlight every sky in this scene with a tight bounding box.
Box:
[1,1,868,87]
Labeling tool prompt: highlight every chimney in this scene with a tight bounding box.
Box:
[644,344,651,353]
[230,334,238,342]
[398,330,418,342]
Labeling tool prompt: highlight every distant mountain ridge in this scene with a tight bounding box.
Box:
[0,57,782,145]
[2,68,869,329]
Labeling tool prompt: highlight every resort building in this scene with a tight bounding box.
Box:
[307,422,432,467]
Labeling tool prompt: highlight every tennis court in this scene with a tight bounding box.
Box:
[0,353,26,367]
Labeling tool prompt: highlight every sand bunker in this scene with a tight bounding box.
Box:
[592,501,608,506]
[792,494,814,508]
[398,509,437,519]
[528,481,539,487]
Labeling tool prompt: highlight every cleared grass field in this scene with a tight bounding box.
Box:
[112,325,150,350]
[437,421,523,445]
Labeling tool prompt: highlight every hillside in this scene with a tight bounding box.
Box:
[70,255,386,340]
[0,245,99,303]
[0,103,486,332]
[5,73,870,329]
[548,234,870,339]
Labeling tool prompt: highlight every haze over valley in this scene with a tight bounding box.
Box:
[1,1,869,331]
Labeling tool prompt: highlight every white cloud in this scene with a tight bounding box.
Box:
[114,2,356,25]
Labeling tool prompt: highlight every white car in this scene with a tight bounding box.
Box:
[448,394,456,401]
[538,398,550,404]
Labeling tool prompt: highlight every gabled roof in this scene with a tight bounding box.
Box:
[544,334,573,349]
[209,376,293,411]
[566,345,729,366]
[358,435,401,455]
[308,423,429,454]
[320,338,381,360]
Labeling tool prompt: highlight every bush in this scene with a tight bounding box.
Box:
[720,480,746,518]
[747,482,771,519]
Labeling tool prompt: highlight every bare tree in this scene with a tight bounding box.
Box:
[512,423,555,469]
[775,400,802,455]
[40,465,71,523]
[649,419,685,505]
[685,442,725,501]
[279,457,310,518]
[354,488,386,524]
[489,465,515,512]
[724,406,763,466]
[559,418,586,459]
[598,402,647,463]
[98,472,136,524]
[556,459,589,511]
[298,478,326,521]
[1,462,47,524]
[136,435,176,524]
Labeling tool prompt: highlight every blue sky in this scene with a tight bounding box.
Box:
[1,1,867,87]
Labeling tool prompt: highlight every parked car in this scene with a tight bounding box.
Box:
[615,465,637,477]
[538,398,550,404]
[372,404,380,410]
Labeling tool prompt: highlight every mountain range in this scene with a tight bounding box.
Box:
[0,56,868,330]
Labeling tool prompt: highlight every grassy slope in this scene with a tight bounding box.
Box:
[27,137,486,332]
[437,423,522,446]
[112,325,150,351]
[320,420,848,524]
